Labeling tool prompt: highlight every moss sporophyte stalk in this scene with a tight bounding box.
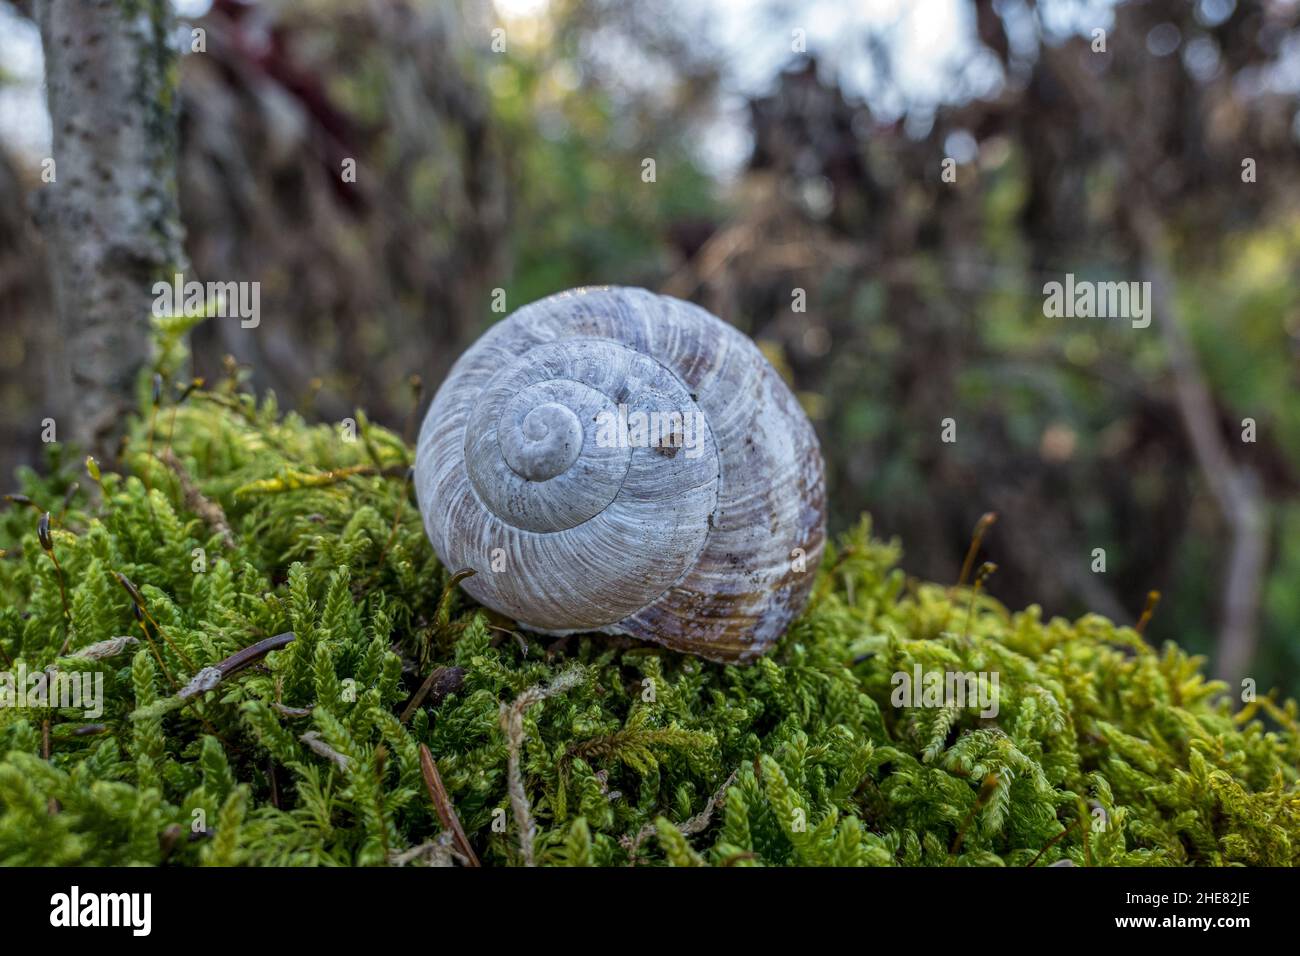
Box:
[0,335,1297,865]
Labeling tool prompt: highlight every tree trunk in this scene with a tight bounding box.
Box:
[1132,207,1268,689]
[33,0,186,462]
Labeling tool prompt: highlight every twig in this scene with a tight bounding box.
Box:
[157,448,236,550]
[1133,207,1267,686]
[418,744,480,866]
[176,632,296,700]
[299,730,349,770]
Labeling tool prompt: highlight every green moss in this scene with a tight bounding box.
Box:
[0,352,1297,866]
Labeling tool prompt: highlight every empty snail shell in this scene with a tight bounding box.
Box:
[414,286,826,662]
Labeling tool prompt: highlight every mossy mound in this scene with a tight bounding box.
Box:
[1,361,1298,866]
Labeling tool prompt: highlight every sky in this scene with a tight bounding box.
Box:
[0,5,47,163]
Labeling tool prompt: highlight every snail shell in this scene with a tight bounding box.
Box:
[414,286,826,662]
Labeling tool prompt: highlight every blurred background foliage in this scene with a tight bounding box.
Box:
[1,0,1298,693]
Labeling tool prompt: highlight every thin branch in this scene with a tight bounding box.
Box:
[177,631,296,700]
[418,744,480,867]
[1132,208,1267,686]
[158,448,236,549]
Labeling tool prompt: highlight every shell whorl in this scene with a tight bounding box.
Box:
[415,286,826,662]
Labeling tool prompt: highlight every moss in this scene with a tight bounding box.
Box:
[0,343,1297,866]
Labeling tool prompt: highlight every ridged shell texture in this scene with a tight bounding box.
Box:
[415,286,826,662]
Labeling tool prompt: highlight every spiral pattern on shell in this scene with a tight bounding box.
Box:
[415,286,826,662]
